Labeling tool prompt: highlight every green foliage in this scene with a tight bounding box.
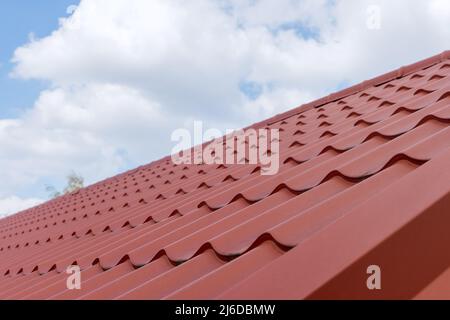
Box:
[46,172,84,199]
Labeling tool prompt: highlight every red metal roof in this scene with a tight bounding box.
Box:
[1,51,450,300]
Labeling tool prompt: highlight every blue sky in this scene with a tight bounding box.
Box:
[0,0,79,118]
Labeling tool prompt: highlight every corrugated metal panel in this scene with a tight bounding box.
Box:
[1,51,450,299]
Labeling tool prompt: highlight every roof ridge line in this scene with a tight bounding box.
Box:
[131,51,450,168]
[251,50,450,128]
[8,51,449,217]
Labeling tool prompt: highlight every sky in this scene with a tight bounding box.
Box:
[1,0,450,217]
[0,1,78,118]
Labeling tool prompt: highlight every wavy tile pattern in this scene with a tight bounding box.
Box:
[1,51,450,299]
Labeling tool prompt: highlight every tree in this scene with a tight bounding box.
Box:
[46,172,84,199]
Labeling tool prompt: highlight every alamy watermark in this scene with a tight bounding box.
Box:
[366,5,382,30]
[66,265,81,290]
[171,121,280,175]
[366,265,381,290]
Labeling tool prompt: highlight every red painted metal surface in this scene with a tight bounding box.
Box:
[1,51,450,299]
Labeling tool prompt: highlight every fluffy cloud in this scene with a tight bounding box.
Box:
[0,196,44,218]
[0,83,168,196]
[2,0,450,217]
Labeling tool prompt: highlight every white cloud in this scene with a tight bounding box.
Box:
[0,83,169,197]
[1,0,450,214]
[0,196,44,218]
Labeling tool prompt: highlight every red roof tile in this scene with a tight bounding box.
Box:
[1,51,450,300]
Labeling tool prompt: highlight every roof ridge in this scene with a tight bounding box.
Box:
[4,50,449,220]
[251,50,450,128]
[152,50,450,166]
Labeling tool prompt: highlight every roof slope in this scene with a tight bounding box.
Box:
[1,51,450,300]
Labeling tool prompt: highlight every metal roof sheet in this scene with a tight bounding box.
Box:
[1,51,450,299]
